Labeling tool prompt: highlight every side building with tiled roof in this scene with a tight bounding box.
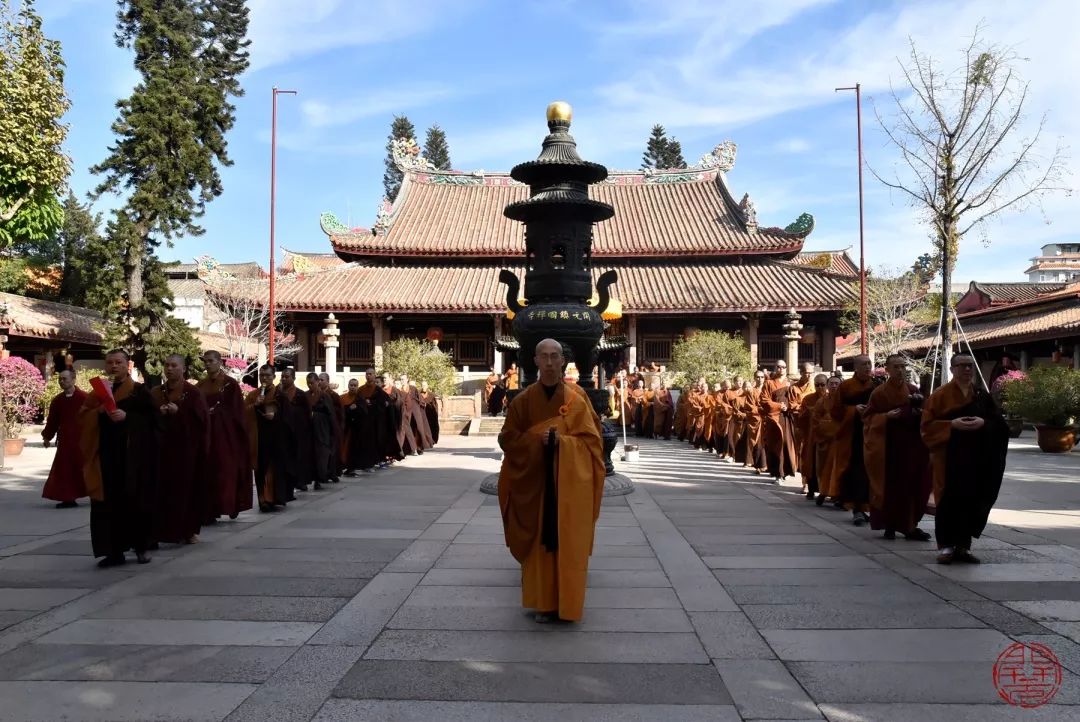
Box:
[211,138,858,376]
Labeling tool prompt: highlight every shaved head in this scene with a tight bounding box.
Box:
[535,338,562,355]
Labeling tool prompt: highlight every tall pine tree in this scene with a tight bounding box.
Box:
[54,192,123,310]
[90,0,249,371]
[641,124,669,170]
[383,114,416,201]
[423,124,451,170]
[663,137,687,169]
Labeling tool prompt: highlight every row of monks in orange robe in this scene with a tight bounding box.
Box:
[40,350,438,568]
[633,354,1009,562]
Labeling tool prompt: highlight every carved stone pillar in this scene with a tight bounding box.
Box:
[322,313,340,376]
[821,326,836,372]
[493,315,504,374]
[783,309,803,379]
[746,314,759,369]
[372,315,385,369]
[627,315,638,370]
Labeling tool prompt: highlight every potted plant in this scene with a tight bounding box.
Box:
[991,369,1028,438]
[1002,365,1080,453]
[0,357,47,456]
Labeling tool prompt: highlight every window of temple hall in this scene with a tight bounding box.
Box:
[641,336,674,365]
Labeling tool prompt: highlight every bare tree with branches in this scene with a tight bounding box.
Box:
[841,266,935,370]
[873,27,1069,382]
[206,278,301,377]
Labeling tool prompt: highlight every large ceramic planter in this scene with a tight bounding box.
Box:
[2,436,25,457]
[1005,416,1024,439]
[1035,425,1076,453]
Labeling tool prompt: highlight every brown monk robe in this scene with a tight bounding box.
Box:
[197,352,252,521]
[245,364,292,511]
[498,339,605,623]
[642,386,656,439]
[863,355,932,540]
[629,381,647,436]
[339,378,361,473]
[737,375,767,472]
[652,385,674,440]
[383,374,416,458]
[687,380,710,449]
[505,363,520,391]
[711,382,731,458]
[760,362,796,482]
[419,381,440,445]
[80,349,157,567]
[151,355,210,545]
[721,379,743,458]
[401,375,435,451]
[483,372,499,413]
[789,363,816,468]
[278,369,314,491]
[921,354,1009,565]
[673,386,690,440]
[42,370,88,507]
[319,373,345,482]
[829,355,876,526]
[811,376,843,506]
[306,372,339,489]
[795,374,828,498]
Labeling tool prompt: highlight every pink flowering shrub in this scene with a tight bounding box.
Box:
[224,357,249,370]
[240,382,255,395]
[0,357,46,437]
[992,369,1027,395]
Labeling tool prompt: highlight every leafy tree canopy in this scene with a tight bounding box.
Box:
[669,331,752,387]
[423,124,451,171]
[380,337,459,399]
[383,114,416,201]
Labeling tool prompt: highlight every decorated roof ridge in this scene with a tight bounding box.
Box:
[282,247,342,258]
[957,281,1080,319]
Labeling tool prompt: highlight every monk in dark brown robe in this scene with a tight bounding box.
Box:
[197,351,252,521]
[340,378,360,474]
[498,339,605,623]
[921,354,1008,564]
[795,374,828,499]
[673,387,689,441]
[737,375,767,472]
[419,381,440,445]
[652,385,674,440]
[279,369,314,491]
[306,372,339,489]
[319,372,344,483]
[760,362,796,483]
[383,374,414,459]
[80,349,157,567]
[346,369,393,470]
[864,354,932,540]
[152,355,210,545]
[245,364,292,511]
[829,355,876,526]
[811,375,842,506]
[42,370,88,508]
[401,374,434,451]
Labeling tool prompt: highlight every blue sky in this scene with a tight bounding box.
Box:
[37,0,1079,284]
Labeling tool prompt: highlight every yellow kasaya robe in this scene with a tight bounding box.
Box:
[497,381,606,621]
[652,388,674,438]
[864,380,930,532]
[788,377,814,462]
[796,390,824,480]
[812,392,840,497]
[673,392,689,439]
[826,375,875,510]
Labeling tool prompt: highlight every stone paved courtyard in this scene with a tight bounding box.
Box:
[1,433,1079,721]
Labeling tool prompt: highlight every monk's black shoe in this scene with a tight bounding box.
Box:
[97,554,125,568]
[136,552,151,564]
[55,501,78,508]
[815,495,826,507]
[904,529,931,542]
[936,547,955,564]
[956,549,980,564]
[852,511,868,527]
[805,491,815,500]
[883,530,896,540]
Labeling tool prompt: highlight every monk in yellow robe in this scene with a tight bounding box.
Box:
[811,375,842,506]
[795,373,828,498]
[921,354,1008,564]
[498,339,606,622]
[673,387,689,441]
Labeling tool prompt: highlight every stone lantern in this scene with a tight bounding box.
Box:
[322,313,340,376]
[782,309,803,378]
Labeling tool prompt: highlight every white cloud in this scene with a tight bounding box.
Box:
[246,0,479,72]
[772,138,812,154]
[300,84,459,128]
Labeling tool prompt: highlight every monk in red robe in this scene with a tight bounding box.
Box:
[42,369,88,508]
[80,349,156,567]
[279,368,314,490]
[921,354,1009,564]
[498,339,605,623]
[197,351,251,521]
[152,355,210,545]
[245,364,291,511]
[829,355,876,526]
[864,354,932,540]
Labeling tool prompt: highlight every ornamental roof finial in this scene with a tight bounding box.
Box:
[546,100,572,128]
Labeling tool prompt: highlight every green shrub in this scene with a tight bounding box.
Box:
[669,330,752,386]
[380,338,459,398]
[41,367,106,417]
[1002,365,1080,428]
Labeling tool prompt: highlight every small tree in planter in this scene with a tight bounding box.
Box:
[0,357,47,455]
[991,369,1028,438]
[1003,365,1080,453]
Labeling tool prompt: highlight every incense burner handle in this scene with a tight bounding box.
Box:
[591,270,618,316]
[499,270,523,314]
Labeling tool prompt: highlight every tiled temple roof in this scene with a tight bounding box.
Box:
[323,168,814,260]
[208,259,855,315]
[0,292,103,345]
[791,249,858,277]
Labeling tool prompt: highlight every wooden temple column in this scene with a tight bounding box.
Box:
[372,315,385,369]
[627,315,638,370]
[745,314,759,370]
[782,310,802,379]
[820,326,836,372]
[492,315,504,374]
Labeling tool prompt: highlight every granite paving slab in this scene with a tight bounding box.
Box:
[929,562,1080,582]
[143,576,367,598]
[961,581,1080,600]
[728,584,943,606]
[951,599,1051,634]
[312,700,742,722]
[235,537,412,555]
[691,543,856,557]
[763,628,1012,662]
[364,630,709,663]
[37,619,320,646]
[0,569,136,588]
[0,587,90,610]
[820,703,1080,721]
[688,611,775,659]
[191,560,384,578]
[386,605,695,633]
[87,595,348,622]
[309,572,423,646]
[333,660,731,704]
[0,643,294,683]
[743,602,984,629]
[0,680,256,721]
[714,659,823,720]
[1007,599,1080,621]
[702,556,880,569]
[711,568,907,587]
[402,585,683,609]
[0,610,36,630]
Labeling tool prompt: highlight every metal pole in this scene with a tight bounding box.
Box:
[836,83,868,355]
[268,87,297,366]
